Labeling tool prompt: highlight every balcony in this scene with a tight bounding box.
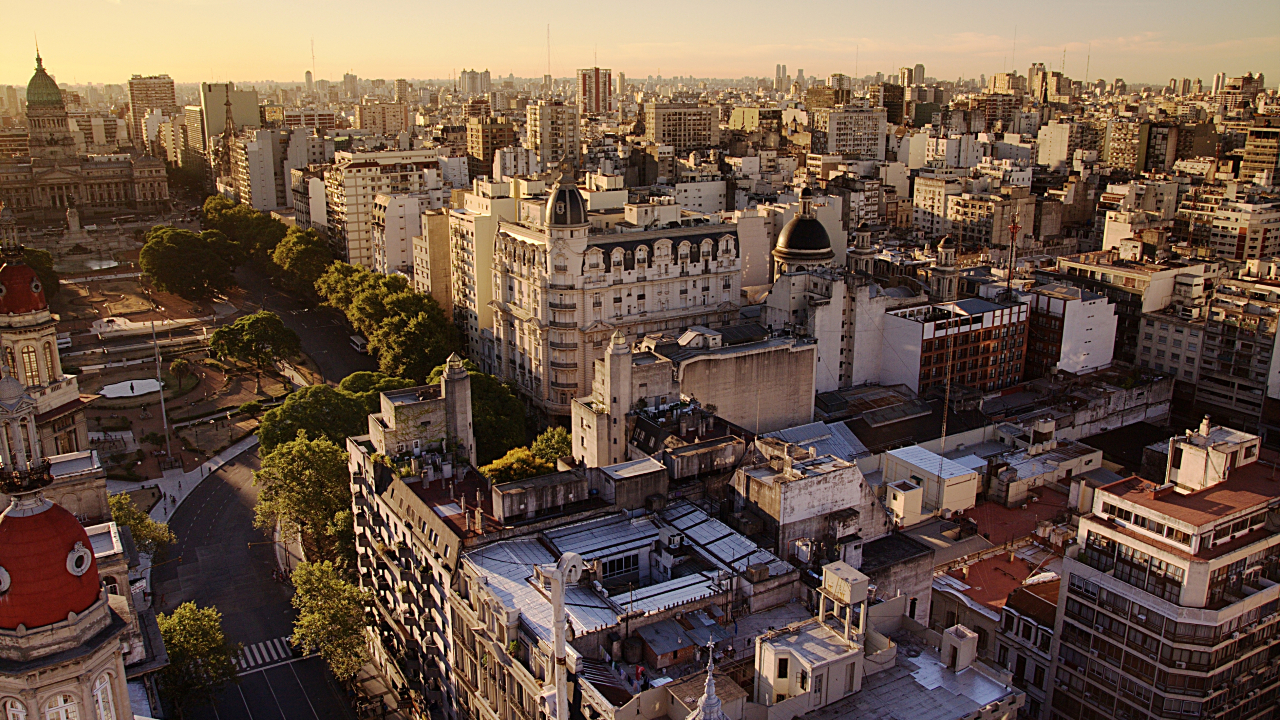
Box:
[550,341,578,350]
[550,361,576,370]
[550,380,578,390]
[548,301,576,310]
[549,282,575,290]
[549,320,577,329]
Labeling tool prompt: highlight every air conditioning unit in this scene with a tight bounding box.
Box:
[1176,662,1188,669]
[1095,625,1105,632]
[1232,632,1241,640]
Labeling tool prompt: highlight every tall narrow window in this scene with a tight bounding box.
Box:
[20,346,39,387]
[3,699,27,720]
[92,675,115,720]
[43,694,78,720]
[43,342,56,381]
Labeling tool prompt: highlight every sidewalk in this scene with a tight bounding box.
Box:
[106,433,261,524]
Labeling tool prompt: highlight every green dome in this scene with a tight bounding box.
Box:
[25,55,64,109]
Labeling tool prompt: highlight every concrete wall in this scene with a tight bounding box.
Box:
[677,344,816,434]
[880,314,922,392]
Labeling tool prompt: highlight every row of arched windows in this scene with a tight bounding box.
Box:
[2,341,58,388]
[1,673,114,719]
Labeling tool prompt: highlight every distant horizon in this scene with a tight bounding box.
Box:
[4,0,1276,88]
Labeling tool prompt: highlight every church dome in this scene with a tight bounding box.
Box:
[0,496,101,630]
[25,55,64,110]
[773,189,833,265]
[545,170,588,228]
[0,256,49,315]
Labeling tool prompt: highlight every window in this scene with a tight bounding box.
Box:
[20,346,38,387]
[600,554,639,579]
[43,695,77,720]
[4,699,26,720]
[93,675,115,720]
[777,657,789,679]
[43,342,55,380]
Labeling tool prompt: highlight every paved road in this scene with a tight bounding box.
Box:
[151,448,356,720]
[234,267,377,384]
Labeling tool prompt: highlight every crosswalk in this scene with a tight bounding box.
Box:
[233,636,297,673]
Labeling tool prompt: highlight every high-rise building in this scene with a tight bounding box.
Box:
[394,78,409,104]
[283,108,337,130]
[459,69,491,96]
[1241,116,1280,182]
[354,102,410,135]
[466,116,516,178]
[577,67,612,115]
[810,106,886,159]
[914,63,926,84]
[324,148,444,269]
[304,70,313,94]
[1053,419,1279,720]
[899,67,915,87]
[126,74,177,154]
[1212,72,1227,95]
[525,100,580,167]
[643,103,718,153]
[869,83,906,125]
[198,82,260,154]
[342,72,358,98]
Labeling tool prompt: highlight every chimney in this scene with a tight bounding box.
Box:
[1200,415,1211,437]
[460,497,469,532]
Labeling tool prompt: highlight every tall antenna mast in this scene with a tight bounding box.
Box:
[546,24,552,99]
[1062,48,1067,77]
[1007,210,1021,297]
[1011,26,1017,70]
[311,38,316,83]
[1084,43,1091,84]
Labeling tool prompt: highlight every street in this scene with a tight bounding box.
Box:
[234,266,378,384]
[151,448,356,720]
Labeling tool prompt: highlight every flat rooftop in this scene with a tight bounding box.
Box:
[954,486,1070,546]
[1100,463,1280,528]
[806,632,1018,720]
[759,616,861,666]
[762,421,869,460]
[887,446,977,480]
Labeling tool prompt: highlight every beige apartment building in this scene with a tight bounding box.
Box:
[489,173,742,417]
[643,103,719,153]
[526,100,580,167]
[355,102,411,135]
[324,148,442,268]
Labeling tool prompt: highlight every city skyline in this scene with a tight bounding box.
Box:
[4,0,1276,87]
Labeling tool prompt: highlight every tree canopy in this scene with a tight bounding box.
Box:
[272,227,333,293]
[257,384,368,453]
[337,371,417,415]
[426,359,525,465]
[210,310,301,369]
[202,195,288,260]
[530,426,572,464]
[157,602,238,714]
[479,446,554,484]
[140,226,238,299]
[291,560,370,679]
[254,432,352,564]
[108,493,175,560]
[22,247,59,300]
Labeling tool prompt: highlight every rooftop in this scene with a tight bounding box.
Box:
[858,532,934,575]
[758,616,861,667]
[761,422,869,461]
[1099,463,1280,528]
[1004,579,1060,629]
[887,446,978,480]
[953,487,1070,546]
[805,632,1019,720]
[936,544,1061,617]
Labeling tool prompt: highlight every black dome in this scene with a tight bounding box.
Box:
[776,216,831,253]
[545,180,587,227]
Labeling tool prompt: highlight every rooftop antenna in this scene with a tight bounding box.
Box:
[311,38,316,83]
[1011,26,1017,70]
[1062,47,1067,76]
[1084,43,1091,84]
[855,45,859,79]
[546,24,552,99]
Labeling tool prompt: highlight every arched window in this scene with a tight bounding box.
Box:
[44,342,56,381]
[3,698,27,720]
[43,694,78,720]
[20,346,39,387]
[92,675,114,720]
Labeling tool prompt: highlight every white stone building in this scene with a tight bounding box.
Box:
[324,148,443,269]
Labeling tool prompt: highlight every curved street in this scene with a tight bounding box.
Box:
[151,448,356,719]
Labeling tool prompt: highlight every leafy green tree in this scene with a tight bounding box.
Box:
[202,196,287,259]
[337,371,416,415]
[254,432,351,563]
[314,261,367,310]
[426,359,525,465]
[108,493,175,560]
[210,311,301,370]
[272,227,333,293]
[22,248,59,299]
[291,561,369,679]
[140,226,237,299]
[157,602,238,717]
[530,426,572,464]
[370,309,459,383]
[479,446,554,483]
[257,384,367,453]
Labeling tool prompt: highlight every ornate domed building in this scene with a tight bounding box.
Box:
[0,463,131,719]
[0,54,169,223]
[772,189,834,276]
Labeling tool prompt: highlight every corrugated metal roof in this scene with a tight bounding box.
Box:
[887,445,977,480]
[763,421,869,459]
[545,514,660,560]
[660,501,794,576]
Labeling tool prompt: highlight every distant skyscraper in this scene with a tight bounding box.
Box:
[394,78,409,104]
[914,64,925,84]
[343,73,357,98]
[899,67,914,86]
[459,69,490,96]
[577,67,612,115]
[305,70,313,94]
[1213,72,1227,95]
[127,74,178,154]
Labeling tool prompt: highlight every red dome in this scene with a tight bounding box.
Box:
[0,498,101,630]
[0,260,49,315]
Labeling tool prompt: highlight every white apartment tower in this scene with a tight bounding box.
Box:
[526,100,581,168]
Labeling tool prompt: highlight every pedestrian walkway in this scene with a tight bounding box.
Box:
[234,636,297,673]
[105,433,260,524]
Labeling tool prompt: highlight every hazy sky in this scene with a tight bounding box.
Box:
[4,0,1276,87]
